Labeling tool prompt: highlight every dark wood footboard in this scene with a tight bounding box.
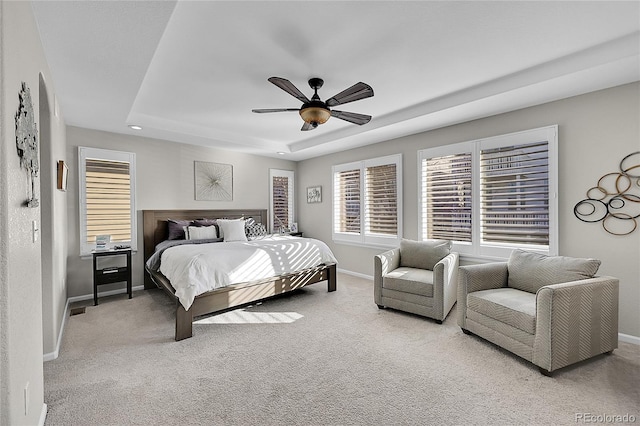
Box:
[149,263,337,341]
[175,263,336,341]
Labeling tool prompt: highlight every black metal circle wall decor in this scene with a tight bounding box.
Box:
[574,151,640,236]
[15,82,40,207]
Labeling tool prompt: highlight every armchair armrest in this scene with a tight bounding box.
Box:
[433,252,459,320]
[374,248,400,304]
[457,262,508,328]
[458,262,508,294]
[534,276,619,372]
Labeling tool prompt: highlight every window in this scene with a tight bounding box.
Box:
[422,151,472,242]
[269,169,294,232]
[333,154,402,247]
[419,126,557,259]
[334,167,361,234]
[79,147,137,255]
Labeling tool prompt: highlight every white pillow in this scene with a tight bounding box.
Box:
[186,225,217,240]
[217,219,247,242]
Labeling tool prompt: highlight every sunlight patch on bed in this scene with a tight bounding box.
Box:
[228,241,323,282]
[194,309,303,324]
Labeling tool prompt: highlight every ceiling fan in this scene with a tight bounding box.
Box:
[252,77,374,131]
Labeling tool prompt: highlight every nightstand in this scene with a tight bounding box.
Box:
[92,249,132,305]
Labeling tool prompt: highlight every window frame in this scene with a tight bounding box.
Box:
[269,169,295,233]
[78,147,137,256]
[418,126,558,261]
[332,154,403,248]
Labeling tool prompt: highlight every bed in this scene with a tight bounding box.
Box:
[143,209,337,341]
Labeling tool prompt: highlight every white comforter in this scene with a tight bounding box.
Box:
[159,235,337,310]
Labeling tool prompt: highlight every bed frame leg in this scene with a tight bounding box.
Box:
[175,304,193,341]
[327,263,337,292]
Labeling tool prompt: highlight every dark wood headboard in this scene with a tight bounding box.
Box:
[142,209,268,288]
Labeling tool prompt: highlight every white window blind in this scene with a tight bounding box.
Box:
[419,126,557,259]
[481,141,550,246]
[365,163,397,236]
[334,168,361,234]
[269,169,294,232]
[79,147,136,255]
[422,153,472,242]
[333,154,402,247]
[272,176,290,229]
[85,159,131,243]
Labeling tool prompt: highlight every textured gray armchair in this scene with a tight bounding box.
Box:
[458,249,619,375]
[374,239,459,323]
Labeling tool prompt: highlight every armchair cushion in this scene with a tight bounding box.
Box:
[400,238,451,270]
[467,288,536,334]
[507,249,601,294]
[383,267,434,298]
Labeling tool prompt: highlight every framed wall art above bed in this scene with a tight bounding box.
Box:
[194,161,233,201]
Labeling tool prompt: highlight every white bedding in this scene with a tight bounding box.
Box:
[158,235,337,310]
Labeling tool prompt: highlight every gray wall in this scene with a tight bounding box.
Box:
[65,126,297,298]
[297,82,640,338]
[39,75,68,360]
[0,1,67,423]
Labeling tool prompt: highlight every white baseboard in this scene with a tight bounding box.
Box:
[67,285,144,304]
[337,268,373,281]
[619,333,640,346]
[43,286,144,362]
[38,403,47,426]
[43,298,70,362]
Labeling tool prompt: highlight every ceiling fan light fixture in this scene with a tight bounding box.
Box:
[299,105,331,126]
[253,77,373,131]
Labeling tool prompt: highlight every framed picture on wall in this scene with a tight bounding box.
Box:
[307,186,322,203]
[57,160,68,191]
[194,161,233,201]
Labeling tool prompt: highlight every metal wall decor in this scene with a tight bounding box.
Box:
[194,161,233,201]
[574,152,640,236]
[15,82,40,207]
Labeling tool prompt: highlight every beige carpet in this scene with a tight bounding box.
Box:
[44,273,639,425]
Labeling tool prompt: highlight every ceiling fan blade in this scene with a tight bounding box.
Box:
[252,108,299,113]
[325,82,374,107]
[301,122,317,131]
[331,110,372,125]
[268,77,310,104]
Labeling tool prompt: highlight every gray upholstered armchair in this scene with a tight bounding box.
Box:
[458,249,619,375]
[374,239,458,323]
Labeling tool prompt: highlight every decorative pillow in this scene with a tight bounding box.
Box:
[507,249,601,294]
[186,225,217,240]
[167,219,191,240]
[246,222,267,240]
[217,218,248,242]
[399,238,451,270]
[193,218,219,235]
[193,218,218,227]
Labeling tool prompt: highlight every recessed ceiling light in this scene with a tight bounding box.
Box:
[128,125,143,130]
[277,152,286,155]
